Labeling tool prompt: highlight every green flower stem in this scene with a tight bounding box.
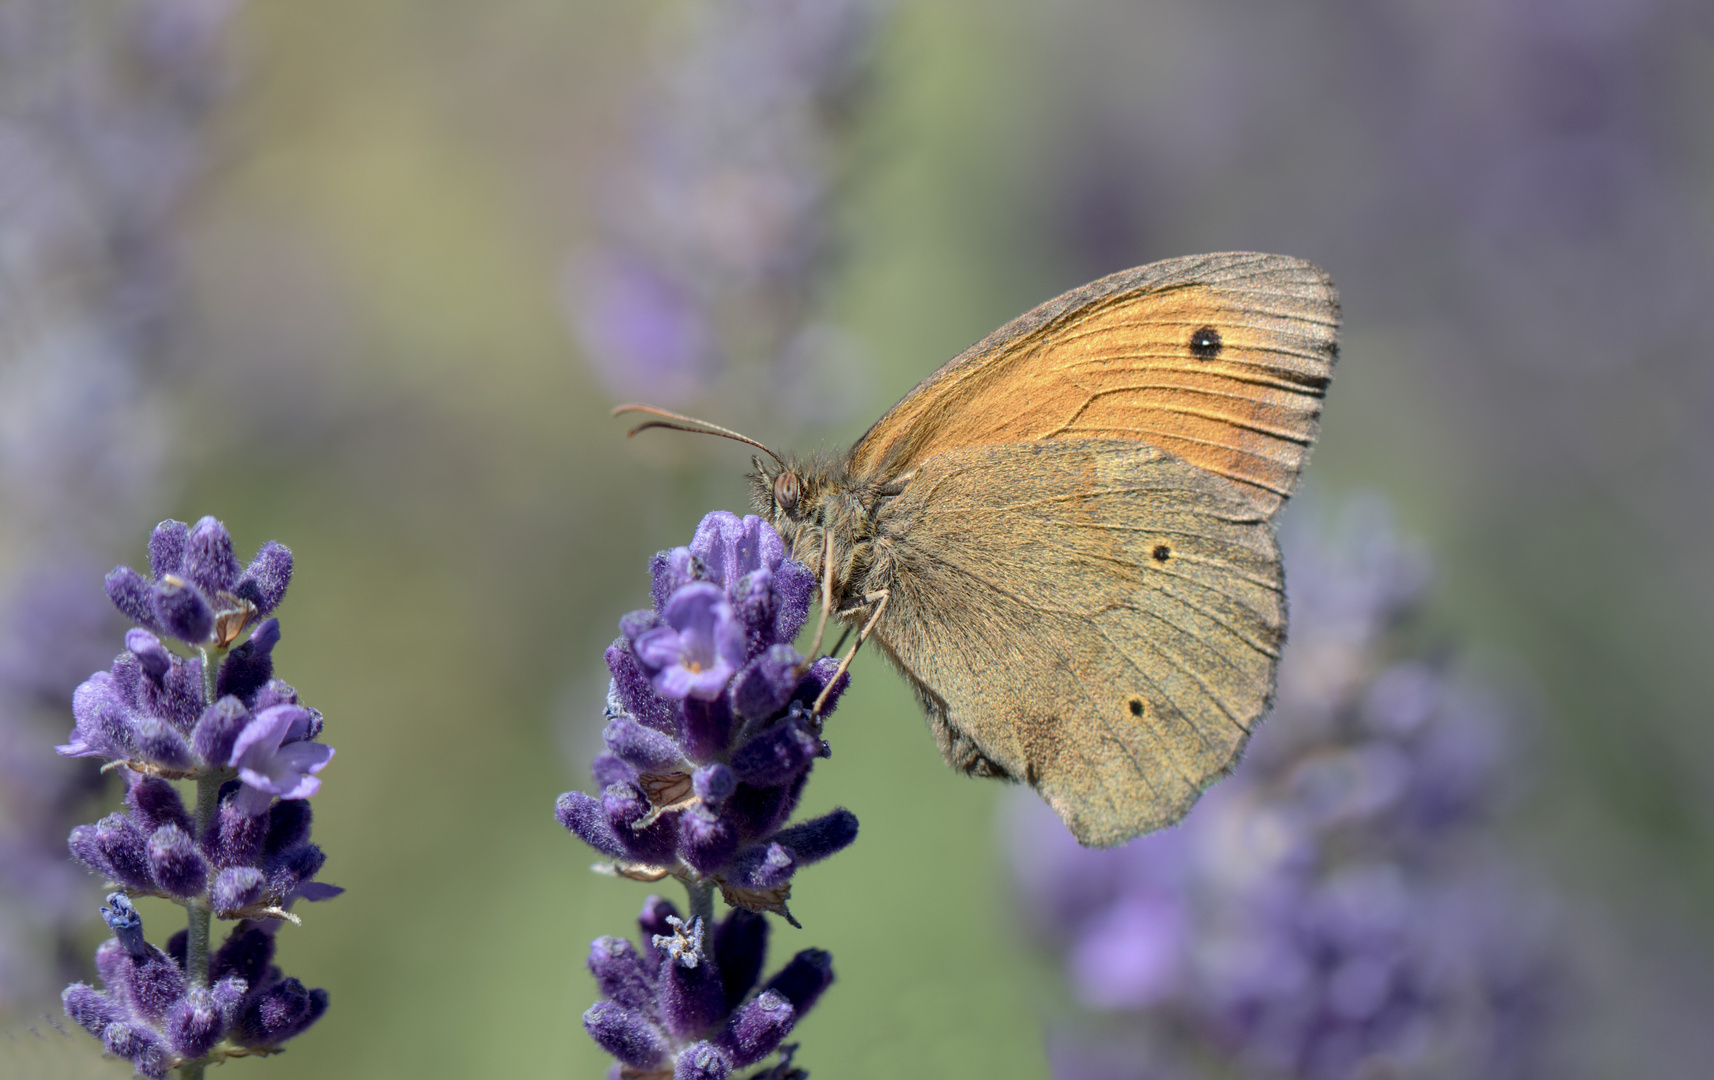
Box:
[686,878,715,929]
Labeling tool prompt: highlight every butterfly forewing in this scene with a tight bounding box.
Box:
[850,252,1338,516]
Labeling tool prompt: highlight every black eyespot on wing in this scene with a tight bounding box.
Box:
[1152,544,1171,562]
[1127,698,1144,717]
[1188,325,1222,360]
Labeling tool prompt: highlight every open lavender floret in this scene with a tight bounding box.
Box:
[584,896,832,1080]
[557,512,858,925]
[57,518,335,1077]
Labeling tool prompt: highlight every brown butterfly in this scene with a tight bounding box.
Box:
[618,252,1339,847]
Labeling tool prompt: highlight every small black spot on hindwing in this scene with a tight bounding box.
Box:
[1127,698,1144,717]
[1152,544,1171,562]
[1189,325,1223,360]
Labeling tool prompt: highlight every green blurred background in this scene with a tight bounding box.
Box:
[5,0,1714,1076]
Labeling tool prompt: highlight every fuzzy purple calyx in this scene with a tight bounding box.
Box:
[63,983,125,1037]
[556,790,628,860]
[604,713,689,773]
[730,646,805,721]
[184,516,243,596]
[233,540,292,614]
[147,824,208,898]
[193,696,251,768]
[711,909,768,1009]
[217,617,280,704]
[730,710,821,787]
[91,816,156,892]
[717,989,796,1067]
[127,777,193,834]
[228,704,334,814]
[689,512,783,592]
[153,575,214,644]
[584,1000,670,1069]
[675,1040,733,1080]
[764,949,834,1014]
[634,583,745,702]
[589,936,656,1013]
[106,565,161,632]
[657,918,727,1039]
[148,520,190,579]
[212,866,266,915]
[104,1023,170,1080]
[234,977,327,1046]
[126,629,173,680]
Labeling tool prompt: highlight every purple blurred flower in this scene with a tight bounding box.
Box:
[1008,500,1561,1080]
[0,0,244,1010]
[562,0,886,411]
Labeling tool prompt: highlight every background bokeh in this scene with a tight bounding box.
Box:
[3,0,1712,1076]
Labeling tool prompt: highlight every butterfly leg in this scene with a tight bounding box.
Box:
[812,589,889,717]
[803,528,836,662]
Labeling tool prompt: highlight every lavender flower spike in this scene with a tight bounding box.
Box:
[59,519,335,1076]
[561,512,853,1076]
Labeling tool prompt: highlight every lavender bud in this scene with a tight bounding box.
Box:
[264,798,313,856]
[153,576,213,643]
[730,645,803,721]
[771,560,815,644]
[602,783,679,865]
[205,787,269,867]
[184,516,242,595]
[234,540,292,614]
[658,919,727,1039]
[712,909,768,1009]
[234,977,327,1046]
[134,717,195,771]
[211,922,274,987]
[675,1041,733,1080]
[650,547,701,613]
[583,1001,670,1069]
[717,989,796,1067]
[68,825,112,878]
[93,816,156,892]
[692,763,735,805]
[764,949,834,1014]
[104,1023,171,1080]
[770,808,858,866]
[729,842,794,890]
[126,629,173,680]
[127,777,193,833]
[730,713,821,787]
[147,824,208,898]
[192,696,250,766]
[106,566,162,631]
[148,520,190,579]
[604,714,689,773]
[556,791,629,860]
[212,867,265,916]
[63,983,124,1038]
[591,752,634,788]
[167,985,228,1059]
[679,804,740,876]
[217,617,279,703]
[251,679,299,711]
[588,937,656,1013]
[607,641,681,733]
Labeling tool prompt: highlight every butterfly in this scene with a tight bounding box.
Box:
[620,252,1339,847]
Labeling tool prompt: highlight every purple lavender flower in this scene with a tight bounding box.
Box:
[562,0,886,412]
[559,512,854,925]
[583,897,831,1080]
[1007,501,1560,1080]
[0,0,245,1010]
[561,512,852,1077]
[57,518,335,1076]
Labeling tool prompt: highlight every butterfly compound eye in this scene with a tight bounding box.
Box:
[774,471,802,514]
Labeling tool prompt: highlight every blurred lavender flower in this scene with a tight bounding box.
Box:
[59,517,335,1079]
[563,0,886,416]
[583,897,832,1080]
[0,0,242,1011]
[560,511,855,1076]
[1007,499,1560,1080]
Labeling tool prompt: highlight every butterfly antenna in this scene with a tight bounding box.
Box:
[611,404,785,470]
